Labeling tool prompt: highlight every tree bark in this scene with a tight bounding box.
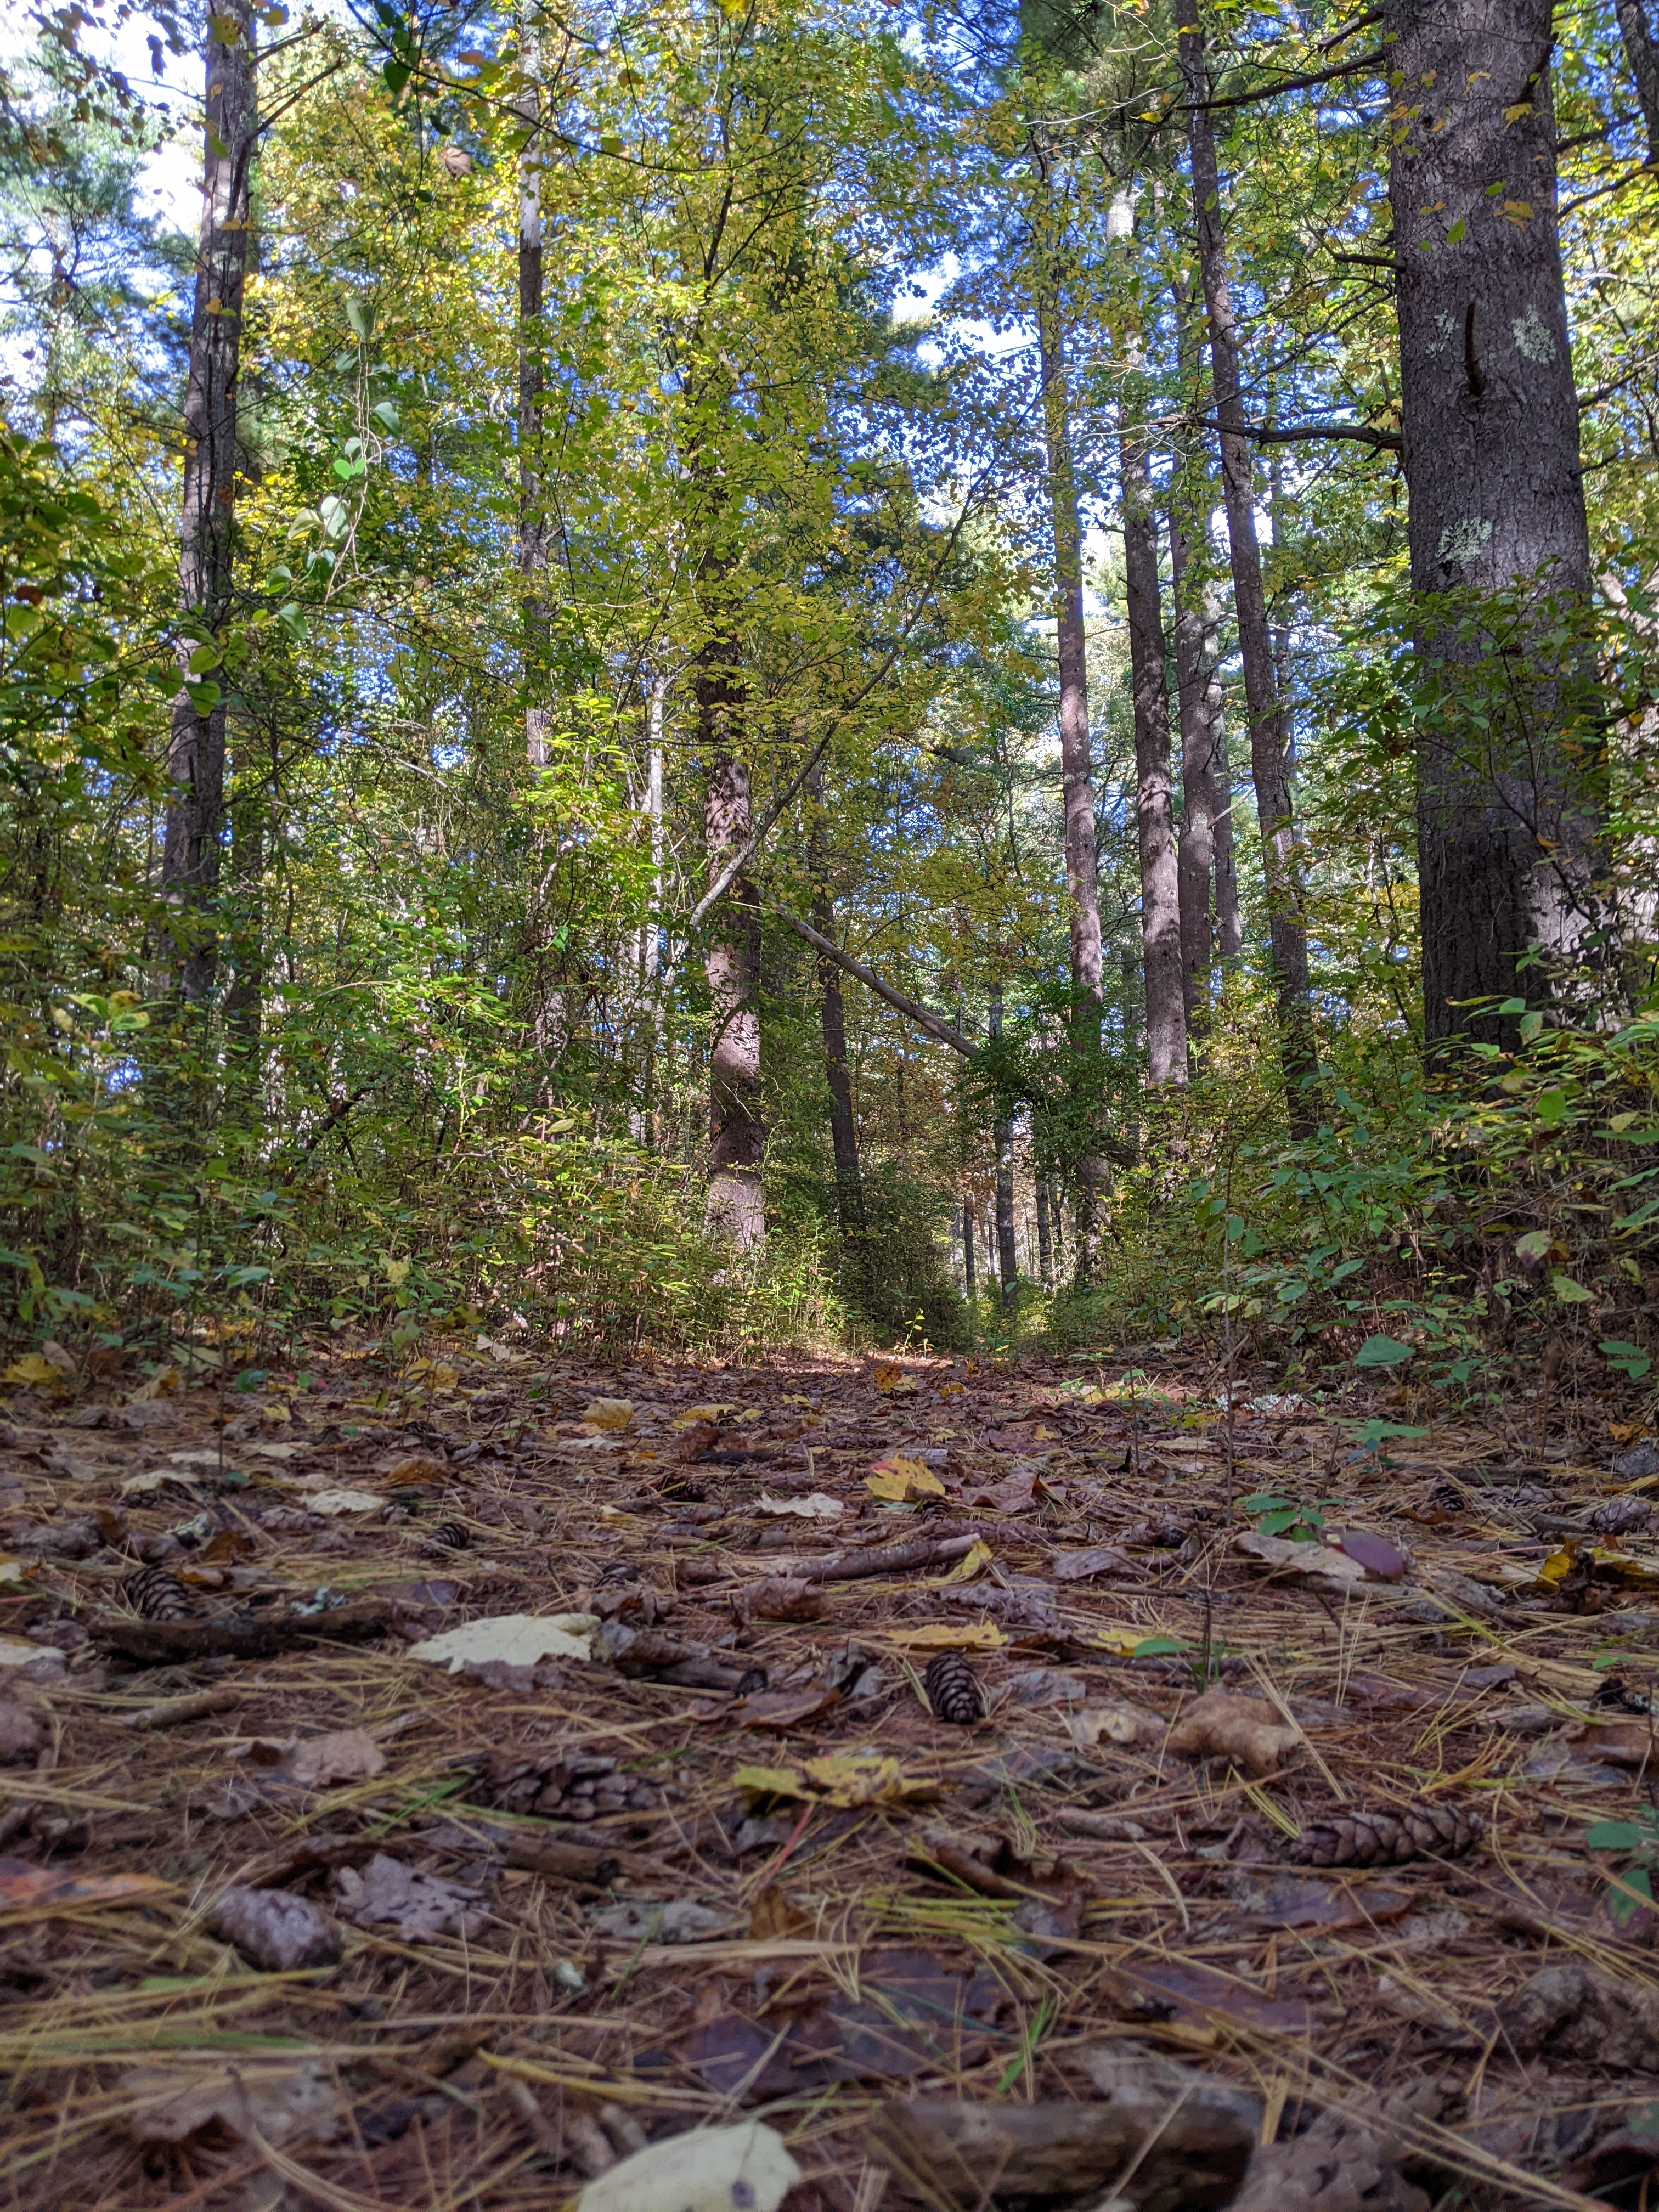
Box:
[989,986,1018,1311]
[806,769,865,1260]
[1384,0,1607,1046]
[1036,1178,1053,1288]
[1615,0,1659,165]
[701,634,764,1252]
[1169,498,1216,1034]
[161,0,256,1005]
[1181,18,1318,1121]
[1033,146,1105,1282]
[1121,373,1187,1086]
[518,3,551,770]
[962,1193,977,1305]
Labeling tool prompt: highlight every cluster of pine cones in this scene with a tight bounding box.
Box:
[1290,1799,1483,1867]
[475,1750,665,1822]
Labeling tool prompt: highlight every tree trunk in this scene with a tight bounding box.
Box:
[701,636,764,1252]
[1614,0,1659,164]
[1033,149,1106,1282]
[518,5,551,770]
[1385,0,1607,1046]
[1121,374,1187,1086]
[1181,18,1318,1120]
[641,671,667,1146]
[161,0,256,1006]
[962,1193,977,1304]
[806,769,865,1262]
[1169,498,1216,1035]
[1036,1178,1053,1288]
[989,986,1018,1311]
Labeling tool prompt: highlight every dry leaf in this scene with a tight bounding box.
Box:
[1069,1701,1162,1749]
[122,2061,345,2148]
[283,1727,386,1788]
[577,2122,799,2212]
[308,1487,385,1516]
[867,1455,945,1502]
[1167,1689,1302,1777]
[929,1536,992,1586]
[0,1858,171,1909]
[1053,1543,1132,1582]
[890,1620,1005,1651]
[0,1634,55,1668]
[1234,1530,1368,1587]
[741,1577,828,1622]
[1,1355,69,1388]
[209,1886,342,1971]
[408,1612,598,1671]
[335,1853,484,1942]
[748,1884,810,1938]
[757,1490,843,1519]
[674,1403,737,1426]
[582,1397,636,1432]
[727,1684,842,1730]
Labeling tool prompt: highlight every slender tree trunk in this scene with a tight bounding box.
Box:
[1385,0,1608,1046]
[1182,19,1317,1121]
[1036,1180,1053,1287]
[1121,372,1187,1086]
[1033,146,1105,1282]
[1615,0,1659,164]
[1169,499,1216,1036]
[962,1193,977,1304]
[518,6,551,770]
[806,768,865,1262]
[641,671,667,1146]
[701,632,764,1252]
[224,739,264,1091]
[161,0,255,1006]
[989,986,1018,1310]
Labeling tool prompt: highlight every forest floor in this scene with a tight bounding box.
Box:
[3,1334,1659,2211]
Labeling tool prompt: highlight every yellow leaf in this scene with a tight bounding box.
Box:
[734,1763,808,1801]
[802,1751,912,1807]
[1537,1544,1576,1587]
[929,1537,992,1587]
[871,1361,904,1392]
[2,1355,66,1387]
[1091,1628,1155,1656]
[866,1455,944,1502]
[432,1362,460,1390]
[1502,198,1533,222]
[888,1620,1005,1651]
[582,1397,635,1432]
[938,1381,964,1398]
[674,1404,735,1427]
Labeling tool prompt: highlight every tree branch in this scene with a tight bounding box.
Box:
[769,907,975,1057]
[1192,414,1403,452]
[1178,47,1386,114]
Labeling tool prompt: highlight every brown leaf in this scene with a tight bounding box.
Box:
[741,1577,828,1622]
[1167,1688,1302,1777]
[1124,1958,1318,2035]
[0,1857,171,1911]
[283,1726,387,1788]
[1052,1543,1132,1582]
[1332,1527,1410,1581]
[725,1684,842,1731]
[1228,1871,1414,1930]
[122,2061,346,2148]
[748,1884,810,1938]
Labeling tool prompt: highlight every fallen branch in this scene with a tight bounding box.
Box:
[91,1599,391,1667]
[768,909,975,1056]
[795,1529,989,1584]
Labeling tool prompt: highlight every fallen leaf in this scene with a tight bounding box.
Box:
[1069,1701,1162,1749]
[308,1487,386,1516]
[889,1620,1006,1651]
[871,1361,913,1394]
[209,1886,342,1971]
[804,1748,934,1807]
[582,1397,636,1432]
[122,2060,345,2148]
[1228,1871,1413,1931]
[1,1355,69,1389]
[246,1440,302,1461]
[407,1612,597,1672]
[590,1897,744,1943]
[757,1490,843,1519]
[1053,1544,1133,1583]
[335,1853,484,1942]
[740,1576,827,1621]
[1234,1530,1368,1587]
[283,1727,386,1788]
[964,1468,1042,1514]
[120,1469,201,1496]
[576,2121,799,2212]
[1331,1528,1410,1581]
[674,1403,737,1426]
[1564,1719,1658,1767]
[1167,1688,1302,1776]
[867,1455,945,1502]
[929,1536,992,1587]
[0,1634,54,1668]
[726,1684,842,1730]
[0,1857,171,1910]
[1123,1957,1317,2035]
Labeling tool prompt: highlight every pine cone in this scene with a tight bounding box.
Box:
[1591,1493,1654,1539]
[1290,1800,1482,1868]
[425,1520,469,1550]
[924,1649,984,1725]
[471,1750,664,1820]
[122,1566,193,1622]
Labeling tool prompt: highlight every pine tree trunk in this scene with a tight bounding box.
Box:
[1036,1179,1053,1288]
[1033,151,1106,1283]
[962,1193,977,1304]
[989,986,1018,1310]
[518,5,550,770]
[1182,19,1318,1121]
[701,637,764,1252]
[1614,0,1659,163]
[806,770,865,1262]
[1169,499,1216,1035]
[641,672,667,1147]
[1121,385,1187,1086]
[1385,0,1608,1045]
[161,0,255,1005]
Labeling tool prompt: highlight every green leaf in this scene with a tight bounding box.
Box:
[1587,1820,1644,1850]
[1600,1340,1652,1379]
[1444,216,1466,244]
[345,297,375,341]
[1131,1635,1192,1658]
[1550,1272,1593,1304]
[1515,1230,1553,1262]
[382,58,410,97]
[1354,1333,1412,1368]
[1610,1866,1655,1927]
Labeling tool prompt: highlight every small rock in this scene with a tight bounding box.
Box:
[209,1886,343,1972]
